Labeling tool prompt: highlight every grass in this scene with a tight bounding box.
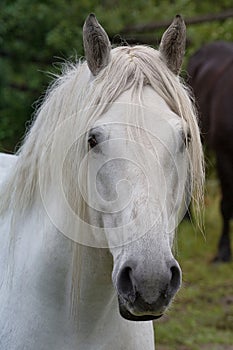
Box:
[155,179,233,350]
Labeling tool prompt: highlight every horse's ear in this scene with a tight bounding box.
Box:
[159,15,186,75]
[83,14,111,76]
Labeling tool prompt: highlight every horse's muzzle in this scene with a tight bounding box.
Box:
[116,259,181,321]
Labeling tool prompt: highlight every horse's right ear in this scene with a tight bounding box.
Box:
[159,15,186,75]
[83,14,111,76]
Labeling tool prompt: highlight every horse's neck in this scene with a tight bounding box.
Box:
[0,209,75,348]
[0,210,116,350]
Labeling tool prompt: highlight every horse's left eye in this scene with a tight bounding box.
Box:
[184,131,191,147]
[186,132,191,146]
[88,135,98,149]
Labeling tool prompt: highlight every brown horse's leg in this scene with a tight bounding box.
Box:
[213,153,233,262]
[216,214,231,262]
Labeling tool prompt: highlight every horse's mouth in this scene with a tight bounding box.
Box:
[118,297,163,321]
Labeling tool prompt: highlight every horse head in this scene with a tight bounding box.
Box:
[81,14,195,321]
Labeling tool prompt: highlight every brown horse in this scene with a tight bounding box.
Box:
[187,41,233,262]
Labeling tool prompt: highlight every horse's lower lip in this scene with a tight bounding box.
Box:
[120,308,163,321]
[119,302,163,321]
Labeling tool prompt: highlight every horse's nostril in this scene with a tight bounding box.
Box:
[170,265,181,291]
[117,266,136,303]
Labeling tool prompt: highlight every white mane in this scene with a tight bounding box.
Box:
[0,46,204,217]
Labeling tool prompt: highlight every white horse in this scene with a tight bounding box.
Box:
[0,14,204,350]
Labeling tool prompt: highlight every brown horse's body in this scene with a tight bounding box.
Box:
[188,41,233,262]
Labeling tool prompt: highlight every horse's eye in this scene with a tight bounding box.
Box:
[184,131,191,147]
[88,135,98,149]
[187,132,191,146]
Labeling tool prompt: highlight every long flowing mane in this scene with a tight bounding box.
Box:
[0,45,204,217]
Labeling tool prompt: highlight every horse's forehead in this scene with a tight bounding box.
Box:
[94,87,181,135]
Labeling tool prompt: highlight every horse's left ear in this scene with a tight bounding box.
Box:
[159,15,186,75]
[83,14,111,76]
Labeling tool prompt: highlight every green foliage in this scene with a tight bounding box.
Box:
[0,0,233,151]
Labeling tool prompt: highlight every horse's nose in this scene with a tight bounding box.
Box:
[117,259,181,306]
[117,265,136,303]
[169,264,181,293]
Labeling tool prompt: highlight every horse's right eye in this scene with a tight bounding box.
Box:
[88,135,98,149]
